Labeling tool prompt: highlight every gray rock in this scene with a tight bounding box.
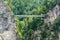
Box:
[0,1,16,40]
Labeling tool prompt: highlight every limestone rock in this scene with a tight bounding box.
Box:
[0,1,16,40]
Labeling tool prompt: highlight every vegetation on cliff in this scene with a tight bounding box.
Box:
[4,0,60,40]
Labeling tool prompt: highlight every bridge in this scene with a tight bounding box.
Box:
[0,0,60,40]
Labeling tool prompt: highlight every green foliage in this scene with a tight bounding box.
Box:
[0,36,2,40]
[16,20,25,38]
[16,17,44,39]
[52,16,60,32]
[4,0,59,40]
[4,0,56,15]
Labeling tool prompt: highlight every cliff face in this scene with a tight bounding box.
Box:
[44,4,60,24]
[45,4,60,40]
[0,1,16,40]
[0,0,60,40]
[33,5,60,40]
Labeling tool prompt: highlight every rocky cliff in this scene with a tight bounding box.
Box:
[0,1,16,40]
[44,4,60,40]
[0,0,60,40]
[32,4,60,40]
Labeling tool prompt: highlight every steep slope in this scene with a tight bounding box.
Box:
[44,4,60,40]
[0,1,16,40]
[44,4,60,24]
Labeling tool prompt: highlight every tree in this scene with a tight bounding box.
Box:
[4,0,56,15]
